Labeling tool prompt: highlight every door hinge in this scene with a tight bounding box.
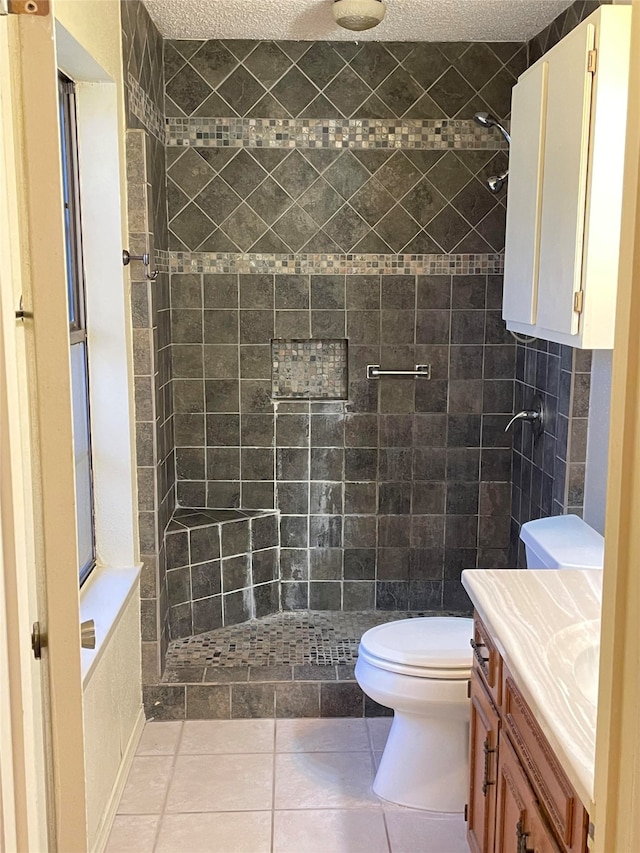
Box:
[464,803,468,822]
[574,290,584,314]
[467,679,471,699]
[0,0,50,15]
[587,49,597,74]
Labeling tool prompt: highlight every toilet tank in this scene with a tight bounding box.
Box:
[520,516,604,570]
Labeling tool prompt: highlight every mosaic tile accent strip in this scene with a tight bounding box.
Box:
[166,118,510,150]
[164,610,450,670]
[127,73,166,142]
[272,339,348,400]
[169,251,505,276]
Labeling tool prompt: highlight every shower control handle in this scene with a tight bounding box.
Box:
[504,410,540,432]
[504,393,545,442]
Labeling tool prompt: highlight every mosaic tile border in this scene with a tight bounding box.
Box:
[127,73,165,143]
[166,117,510,151]
[169,251,505,276]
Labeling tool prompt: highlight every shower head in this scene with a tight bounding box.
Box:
[474,111,511,192]
[487,171,509,194]
[473,111,511,145]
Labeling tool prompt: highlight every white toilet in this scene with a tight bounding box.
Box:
[355,515,605,812]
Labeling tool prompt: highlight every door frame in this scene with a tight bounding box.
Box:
[0,9,88,851]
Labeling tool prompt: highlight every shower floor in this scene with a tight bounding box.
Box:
[159,610,463,719]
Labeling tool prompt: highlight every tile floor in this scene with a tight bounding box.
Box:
[106,718,468,853]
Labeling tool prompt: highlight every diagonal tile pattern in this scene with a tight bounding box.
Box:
[167,145,507,254]
[164,39,524,121]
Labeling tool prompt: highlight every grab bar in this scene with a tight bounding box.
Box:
[367,364,431,380]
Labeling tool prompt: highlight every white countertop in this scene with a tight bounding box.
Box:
[461,568,602,809]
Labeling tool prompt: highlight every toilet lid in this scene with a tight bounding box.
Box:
[359,617,474,671]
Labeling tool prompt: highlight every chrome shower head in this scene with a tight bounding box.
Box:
[487,171,508,194]
[473,111,493,128]
[473,111,511,145]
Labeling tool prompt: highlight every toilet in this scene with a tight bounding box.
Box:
[355,515,605,812]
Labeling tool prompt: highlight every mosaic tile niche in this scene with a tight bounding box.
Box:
[272,340,348,400]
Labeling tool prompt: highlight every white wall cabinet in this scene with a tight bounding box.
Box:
[503,7,631,349]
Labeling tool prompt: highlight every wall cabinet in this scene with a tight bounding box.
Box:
[503,6,631,349]
[466,615,589,853]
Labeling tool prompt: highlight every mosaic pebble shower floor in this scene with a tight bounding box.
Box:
[155,610,463,719]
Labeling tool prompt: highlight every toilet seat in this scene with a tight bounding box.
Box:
[358,617,474,680]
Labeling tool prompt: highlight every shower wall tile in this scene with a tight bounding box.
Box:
[171,271,515,611]
[164,39,523,121]
[166,145,508,255]
[123,3,171,676]
[509,340,591,568]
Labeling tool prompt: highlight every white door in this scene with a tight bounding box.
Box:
[0,7,88,852]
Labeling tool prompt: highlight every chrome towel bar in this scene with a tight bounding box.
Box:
[367,364,431,380]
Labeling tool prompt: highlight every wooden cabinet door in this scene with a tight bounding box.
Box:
[495,735,562,853]
[467,670,500,853]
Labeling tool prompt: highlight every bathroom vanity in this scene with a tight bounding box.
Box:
[462,569,601,853]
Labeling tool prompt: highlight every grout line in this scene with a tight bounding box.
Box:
[149,720,185,852]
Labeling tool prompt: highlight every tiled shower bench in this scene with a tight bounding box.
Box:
[163,508,280,639]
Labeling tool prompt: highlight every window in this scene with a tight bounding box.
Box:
[58,72,96,585]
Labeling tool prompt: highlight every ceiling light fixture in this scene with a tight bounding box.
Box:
[332,0,386,31]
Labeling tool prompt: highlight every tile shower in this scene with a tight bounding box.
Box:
[122,0,600,719]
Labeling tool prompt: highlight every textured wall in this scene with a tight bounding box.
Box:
[166,39,518,615]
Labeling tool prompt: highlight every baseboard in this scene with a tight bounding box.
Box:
[91,706,146,853]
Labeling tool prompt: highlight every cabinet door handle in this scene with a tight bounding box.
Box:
[516,819,534,853]
[470,639,490,677]
[482,737,496,796]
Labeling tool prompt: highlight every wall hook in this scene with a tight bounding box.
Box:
[122,249,158,280]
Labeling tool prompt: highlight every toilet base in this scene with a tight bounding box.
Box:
[373,710,469,812]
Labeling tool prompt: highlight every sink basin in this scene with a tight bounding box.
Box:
[546,619,600,707]
[573,641,599,705]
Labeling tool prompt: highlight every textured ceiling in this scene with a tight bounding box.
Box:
[142,0,575,42]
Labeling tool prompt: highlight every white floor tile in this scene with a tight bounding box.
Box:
[367,718,393,752]
[274,809,390,853]
[116,756,173,814]
[276,718,370,753]
[136,722,183,756]
[155,811,271,853]
[384,809,468,853]
[165,753,273,813]
[104,815,159,852]
[274,751,379,810]
[180,719,275,754]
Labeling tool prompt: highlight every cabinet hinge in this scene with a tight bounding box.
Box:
[574,290,584,314]
[467,679,471,699]
[0,0,49,15]
[464,803,468,822]
[587,49,597,74]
